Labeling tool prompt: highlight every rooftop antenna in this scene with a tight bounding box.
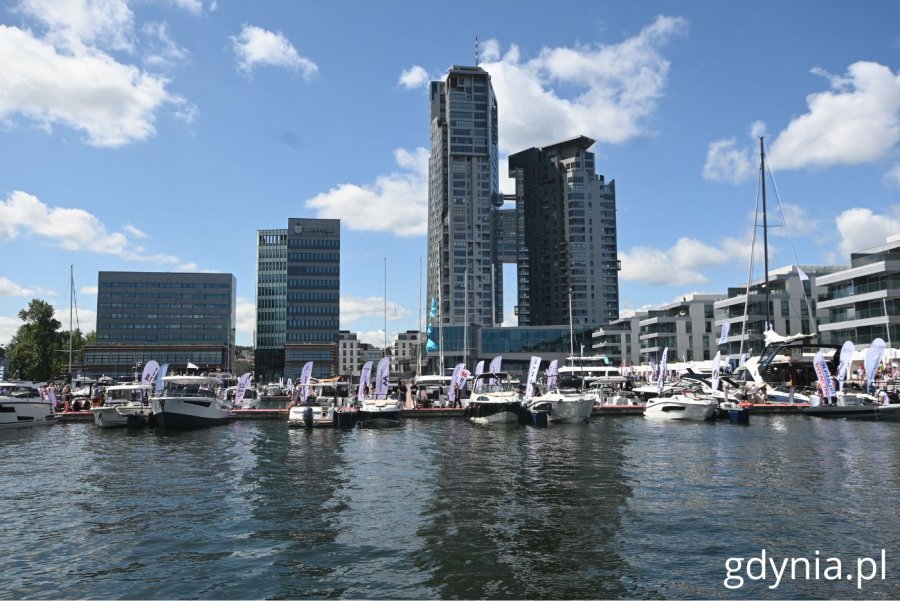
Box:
[475,35,479,67]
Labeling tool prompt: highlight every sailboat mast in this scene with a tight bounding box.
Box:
[417,257,422,376]
[760,137,771,330]
[68,264,73,379]
[383,257,387,358]
[568,289,574,367]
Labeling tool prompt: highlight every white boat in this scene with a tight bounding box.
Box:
[150,375,232,430]
[524,375,593,423]
[90,382,153,428]
[287,380,353,428]
[357,394,403,427]
[465,372,524,425]
[225,386,259,409]
[590,383,643,407]
[0,381,57,429]
[644,391,718,421]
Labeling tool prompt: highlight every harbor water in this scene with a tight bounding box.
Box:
[2,416,899,599]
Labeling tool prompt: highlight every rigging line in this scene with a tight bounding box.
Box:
[762,138,817,336]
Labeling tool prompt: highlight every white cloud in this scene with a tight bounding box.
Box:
[702,138,755,183]
[80,285,98,295]
[767,62,900,170]
[619,237,741,286]
[142,21,189,68]
[305,148,428,237]
[479,15,687,153]
[236,297,255,341]
[123,224,147,238]
[341,296,409,325]
[885,164,900,188]
[0,276,36,297]
[167,0,203,15]
[0,190,194,267]
[770,203,820,237]
[500,307,518,327]
[835,207,900,257]
[16,0,135,52]
[0,24,190,147]
[398,65,429,89]
[356,329,397,349]
[232,24,317,77]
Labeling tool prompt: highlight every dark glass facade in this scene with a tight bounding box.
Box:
[84,271,236,377]
[255,218,340,381]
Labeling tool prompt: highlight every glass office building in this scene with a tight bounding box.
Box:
[255,218,340,381]
[84,271,236,377]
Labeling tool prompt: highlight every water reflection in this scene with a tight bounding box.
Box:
[416,420,633,599]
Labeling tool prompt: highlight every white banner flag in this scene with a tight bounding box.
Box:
[657,348,669,396]
[813,350,836,400]
[141,360,160,386]
[357,361,373,401]
[546,359,559,389]
[866,338,886,392]
[155,364,169,394]
[836,341,855,392]
[488,355,502,374]
[475,361,485,377]
[235,372,252,405]
[374,357,390,399]
[524,356,542,402]
[711,351,721,394]
[299,362,313,402]
[718,322,730,346]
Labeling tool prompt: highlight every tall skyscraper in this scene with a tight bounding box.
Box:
[255,218,340,380]
[427,65,502,329]
[508,136,620,327]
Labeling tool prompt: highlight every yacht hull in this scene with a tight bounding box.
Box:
[528,397,593,423]
[0,401,56,429]
[91,405,152,428]
[150,398,232,430]
[467,402,523,425]
[644,398,717,421]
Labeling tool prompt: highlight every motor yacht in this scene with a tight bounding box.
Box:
[150,375,232,430]
[90,382,153,428]
[0,381,56,429]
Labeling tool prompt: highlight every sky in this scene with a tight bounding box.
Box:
[1,0,899,349]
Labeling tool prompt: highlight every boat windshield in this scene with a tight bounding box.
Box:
[0,385,40,399]
[107,387,148,402]
[473,380,514,394]
[164,383,217,398]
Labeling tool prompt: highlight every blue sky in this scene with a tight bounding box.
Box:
[1,0,899,348]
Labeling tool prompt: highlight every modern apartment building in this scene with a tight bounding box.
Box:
[391,330,423,377]
[714,265,839,359]
[592,313,645,367]
[255,218,340,381]
[815,234,900,346]
[637,294,724,364]
[507,135,620,327]
[84,271,236,377]
[426,65,502,329]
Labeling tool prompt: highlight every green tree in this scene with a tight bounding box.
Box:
[7,299,62,381]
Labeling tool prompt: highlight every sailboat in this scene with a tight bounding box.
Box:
[728,138,857,416]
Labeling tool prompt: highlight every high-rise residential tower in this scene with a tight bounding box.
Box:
[427,65,502,329]
[508,136,620,327]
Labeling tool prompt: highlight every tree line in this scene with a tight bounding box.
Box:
[1,299,94,382]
